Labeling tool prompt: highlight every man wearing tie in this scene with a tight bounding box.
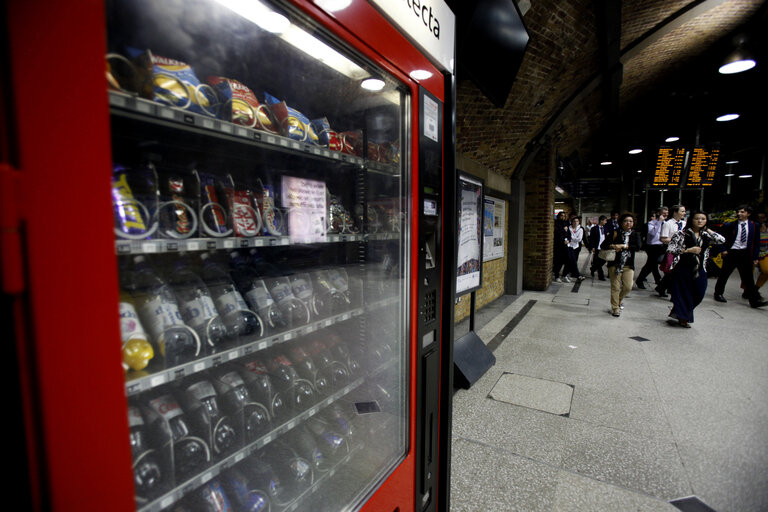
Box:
[589,215,608,280]
[713,205,768,308]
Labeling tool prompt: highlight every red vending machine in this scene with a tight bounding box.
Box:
[3,0,457,511]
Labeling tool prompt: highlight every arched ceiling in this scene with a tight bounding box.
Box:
[453,0,767,183]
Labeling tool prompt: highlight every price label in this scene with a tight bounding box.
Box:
[141,243,158,253]
[224,240,235,248]
[220,124,233,134]
[202,119,214,129]
[160,108,175,119]
[194,362,206,372]
[187,241,200,251]
[150,375,167,387]
[137,101,152,114]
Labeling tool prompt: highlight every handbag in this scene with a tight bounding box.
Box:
[598,249,616,261]
[659,252,674,273]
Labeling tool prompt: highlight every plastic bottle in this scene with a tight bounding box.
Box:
[129,255,200,367]
[169,258,227,353]
[200,252,264,340]
[222,468,271,512]
[211,369,271,442]
[146,394,210,478]
[119,292,154,372]
[239,359,287,422]
[180,379,238,457]
[229,251,286,332]
[127,405,163,497]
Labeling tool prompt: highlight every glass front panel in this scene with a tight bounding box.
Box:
[106,1,410,509]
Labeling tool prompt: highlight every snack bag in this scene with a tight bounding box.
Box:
[112,164,160,240]
[130,49,219,117]
[198,172,233,238]
[224,184,262,238]
[208,76,279,134]
[264,92,320,145]
[338,130,363,157]
[310,118,341,151]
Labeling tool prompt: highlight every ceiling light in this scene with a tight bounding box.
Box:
[410,69,433,80]
[665,136,679,142]
[716,113,739,122]
[719,35,757,75]
[628,148,642,155]
[738,174,752,178]
[600,161,612,166]
[637,170,642,173]
[361,78,385,91]
[724,173,735,177]
[215,0,290,33]
[726,160,739,164]
[314,0,352,11]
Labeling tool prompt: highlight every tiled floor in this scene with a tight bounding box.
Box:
[450,251,768,512]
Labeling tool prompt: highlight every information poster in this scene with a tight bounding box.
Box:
[281,176,327,243]
[483,196,505,262]
[651,147,686,187]
[685,146,720,187]
[456,174,483,296]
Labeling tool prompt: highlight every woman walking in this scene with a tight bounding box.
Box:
[666,211,725,328]
[565,216,587,281]
[601,213,642,317]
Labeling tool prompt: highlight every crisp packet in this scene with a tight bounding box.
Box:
[156,169,199,239]
[310,118,341,151]
[208,76,279,133]
[130,49,219,117]
[112,164,159,240]
[264,92,320,145]
[198,172,232,237]
[338,130,363,157]
[367,141,381,162]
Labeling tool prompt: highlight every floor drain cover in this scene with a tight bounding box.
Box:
[488,373,573,416]
[629,336,650,342]
[669,495,717,511]
[552,296,590,306]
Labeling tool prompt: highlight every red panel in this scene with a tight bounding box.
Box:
[7,1,135,510]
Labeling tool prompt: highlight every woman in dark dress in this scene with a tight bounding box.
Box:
[666,211,725,328]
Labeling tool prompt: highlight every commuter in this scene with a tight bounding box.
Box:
[601,213,642,317]
[606,210,620,236]
[713,205,768,308]
[665,211,725,328]
[656,204,687,297]
[553,211,571,282]
[636,206,668,289]
[564,216,586,281]
[589,215,609,280]
[756,212,768,293]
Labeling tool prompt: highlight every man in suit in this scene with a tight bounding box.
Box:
[713,205,768,308]
[589,215,608,280]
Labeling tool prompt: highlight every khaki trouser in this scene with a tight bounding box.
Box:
[608,266,634,312]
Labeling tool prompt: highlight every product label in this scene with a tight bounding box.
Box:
[180,296,219,329]
[290,277,312,300]
[268,281,294,305]
[149,395,184,420]
[327,269,349,292]
[113,172,148,233]
[220,371,244,389]
[119,301,148,342]
[213,289,249,316]
[128,406,144,428]
[244,360,268,375]
[188,380,217,401]
[245,281,274,310]
[230,189,260,237]
[139,296,185,338]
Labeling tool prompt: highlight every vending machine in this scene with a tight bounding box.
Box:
[3,0,456,511]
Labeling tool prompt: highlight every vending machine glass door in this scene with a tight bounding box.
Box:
[106,0,411,509]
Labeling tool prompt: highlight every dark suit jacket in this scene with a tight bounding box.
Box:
[589,225,605,250]
[720,220,760,260]
[601,230,643,269]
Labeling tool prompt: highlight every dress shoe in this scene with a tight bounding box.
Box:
[714,294,727,303]
[598,276,606,281]
[750,300,768,308]
[742,292,748,299]
[655,285,668,298]
[636,281,647,289]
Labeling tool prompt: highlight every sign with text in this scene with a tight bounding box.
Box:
[685,146,720,187]
[281,176,327,243]
[456,174,483,296]
[483,196,505,262]
[651,146,685,187]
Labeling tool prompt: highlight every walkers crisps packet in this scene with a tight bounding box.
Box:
[130,49,219,117]
[208,76,279,134]
[264,92,320,145]
[310,117,342,151]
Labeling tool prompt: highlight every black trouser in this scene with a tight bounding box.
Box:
[714,249,759,300]
[565,247,581,277]
[553,245,567,277]
[590,251,606,279]
[636,244,664,285]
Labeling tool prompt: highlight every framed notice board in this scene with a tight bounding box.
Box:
[456,173,484,296]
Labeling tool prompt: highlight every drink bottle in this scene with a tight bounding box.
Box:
[287,345,330,396]
[243,454,287,506]
[302,337,349,390]
[222,468,270,512]
[169,259,227,354]
[119,292,154,372]
[264,276,311,327]
[200,252,264,340]
[261,441,312,502]
[127,405,163,497]
[285,425,328,474]
[325,267,352,304]
[229,251,287,332]
[325,332,361,376]
[305,416,347,464]
[129,255,200,367]
[197,480,235,512]
[146,394,210,478]
[239,358,288,422]
[179,379,238,457]
[266,353,315,412]
[211,368,271,442]
[288,273,313,315]
[322,402,356,443]
[309,270,348,317]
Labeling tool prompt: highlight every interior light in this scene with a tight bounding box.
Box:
[726,160,739,164]
[738,174,752,178]
[719,36,757,75]
[637,170,642,173]
[215,0,290,33]
[410,69,433,80]
[600,161,612,166]
[665,136,679,142]
[314,0,352,12]
[628,148,643,155]
[724,173,735,177]
[720,59,756,74]
[716,113,740,122]
[361,78,385,91]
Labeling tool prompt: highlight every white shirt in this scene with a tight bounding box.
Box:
[731,221,749,250]
[568,226,584,249]
[661,218,685,241]
[646,219,664,245]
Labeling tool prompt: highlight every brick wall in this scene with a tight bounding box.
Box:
[522,143,556,291]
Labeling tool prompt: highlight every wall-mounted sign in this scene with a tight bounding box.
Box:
[651,147,686,187]
[368,0,456,72]
[483,196,505,262]
[685,146,720,188]
[456,173,483,296]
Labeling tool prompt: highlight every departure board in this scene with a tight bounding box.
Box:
[685,146,720,187]
[651,147,686,187]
